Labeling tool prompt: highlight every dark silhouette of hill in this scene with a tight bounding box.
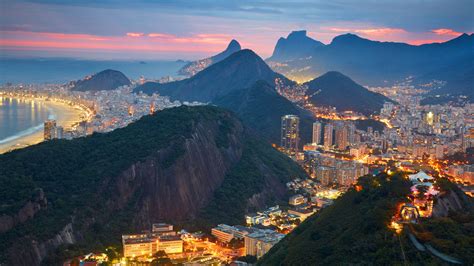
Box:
[304,71,394,115]
[71,69,131,91]
[269,30,324,61]
[214,80,314,145]
[268,31,474,87]
[134,49,293,102]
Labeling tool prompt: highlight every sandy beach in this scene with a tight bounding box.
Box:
[0,99,86,154]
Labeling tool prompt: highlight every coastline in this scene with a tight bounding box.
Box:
[0,98,87,154]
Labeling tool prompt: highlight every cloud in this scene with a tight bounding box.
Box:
[0,30,237,59]
[354,28,406,36]
[431,28,462,36]
[325,26,406,36]
[126,32,145,37]
[147,33,174,38]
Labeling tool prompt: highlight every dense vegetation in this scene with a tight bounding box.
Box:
[0,106,230,261]
[197,137,307,227]
[411,178,474,264]
[0,105,309,264]
[260,172,474,265]
[260,173,415,265]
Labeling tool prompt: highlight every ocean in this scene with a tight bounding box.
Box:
[0,97,52,144]
[0,58,187,84]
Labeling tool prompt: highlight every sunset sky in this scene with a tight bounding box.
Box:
[1,0,473,60]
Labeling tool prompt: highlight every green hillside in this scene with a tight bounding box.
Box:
[259,173,474,265]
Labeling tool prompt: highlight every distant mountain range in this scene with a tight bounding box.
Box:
[303,71,395,115]
[267,31,474,92]
[134,49,293,102]
[269,30,324,61]
[0,106,307,265]
[418,55,474,101]
[71,69,131,91]
[134,48,391,143]
[178,39,242,76]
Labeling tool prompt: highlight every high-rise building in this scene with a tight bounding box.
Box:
[323,124,334,150]
[55,126,64,140]
[44,120,57,140]
[281,115,299,155]
[335,122,349,151]
[348,123,356,144]
[312,122,322,145]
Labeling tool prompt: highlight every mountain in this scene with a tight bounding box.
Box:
[71,69,131,91]
[418,56,474,104]
[303,71,394,115]
[269,30,324,61]
[259,173,474,265]
[178,39,242,76]
[0,106,307,265]
[214,80,315,145]
[134,49,294,102]
[267,31,474,86]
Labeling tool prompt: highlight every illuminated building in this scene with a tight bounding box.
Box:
[305,151,368,186]
[288,208,315,221]
[425,111,434,126]
[289,194,306,206]
[211,224,255,243]
[150,102,155,114]
[312,122,322,144]
[156,235,183,254]
[244,229,284,258]
[334,122,349,151]
[122,224,182,258]
[323,124,334,150]
[212,225,236,243]
[316,166,335,185]
[281,115,300,156]
[122,234,155,258]
[44,120,57,140]
[400,204,419,223]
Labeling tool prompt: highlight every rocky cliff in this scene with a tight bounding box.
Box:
[0,188,47,233]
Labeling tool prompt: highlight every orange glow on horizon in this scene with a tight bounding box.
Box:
[0,31,233,55]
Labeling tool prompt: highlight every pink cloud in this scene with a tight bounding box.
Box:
[324,26,406,38]
[147,33,175,38]
[407,39,446,45]
[354,28,406,36]
[0,31,236,57]
[431,28,462,36]
[126,32,145,37]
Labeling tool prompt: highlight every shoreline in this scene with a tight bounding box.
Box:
[0,98,88,154]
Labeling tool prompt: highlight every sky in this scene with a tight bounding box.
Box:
[1,0,473,60]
